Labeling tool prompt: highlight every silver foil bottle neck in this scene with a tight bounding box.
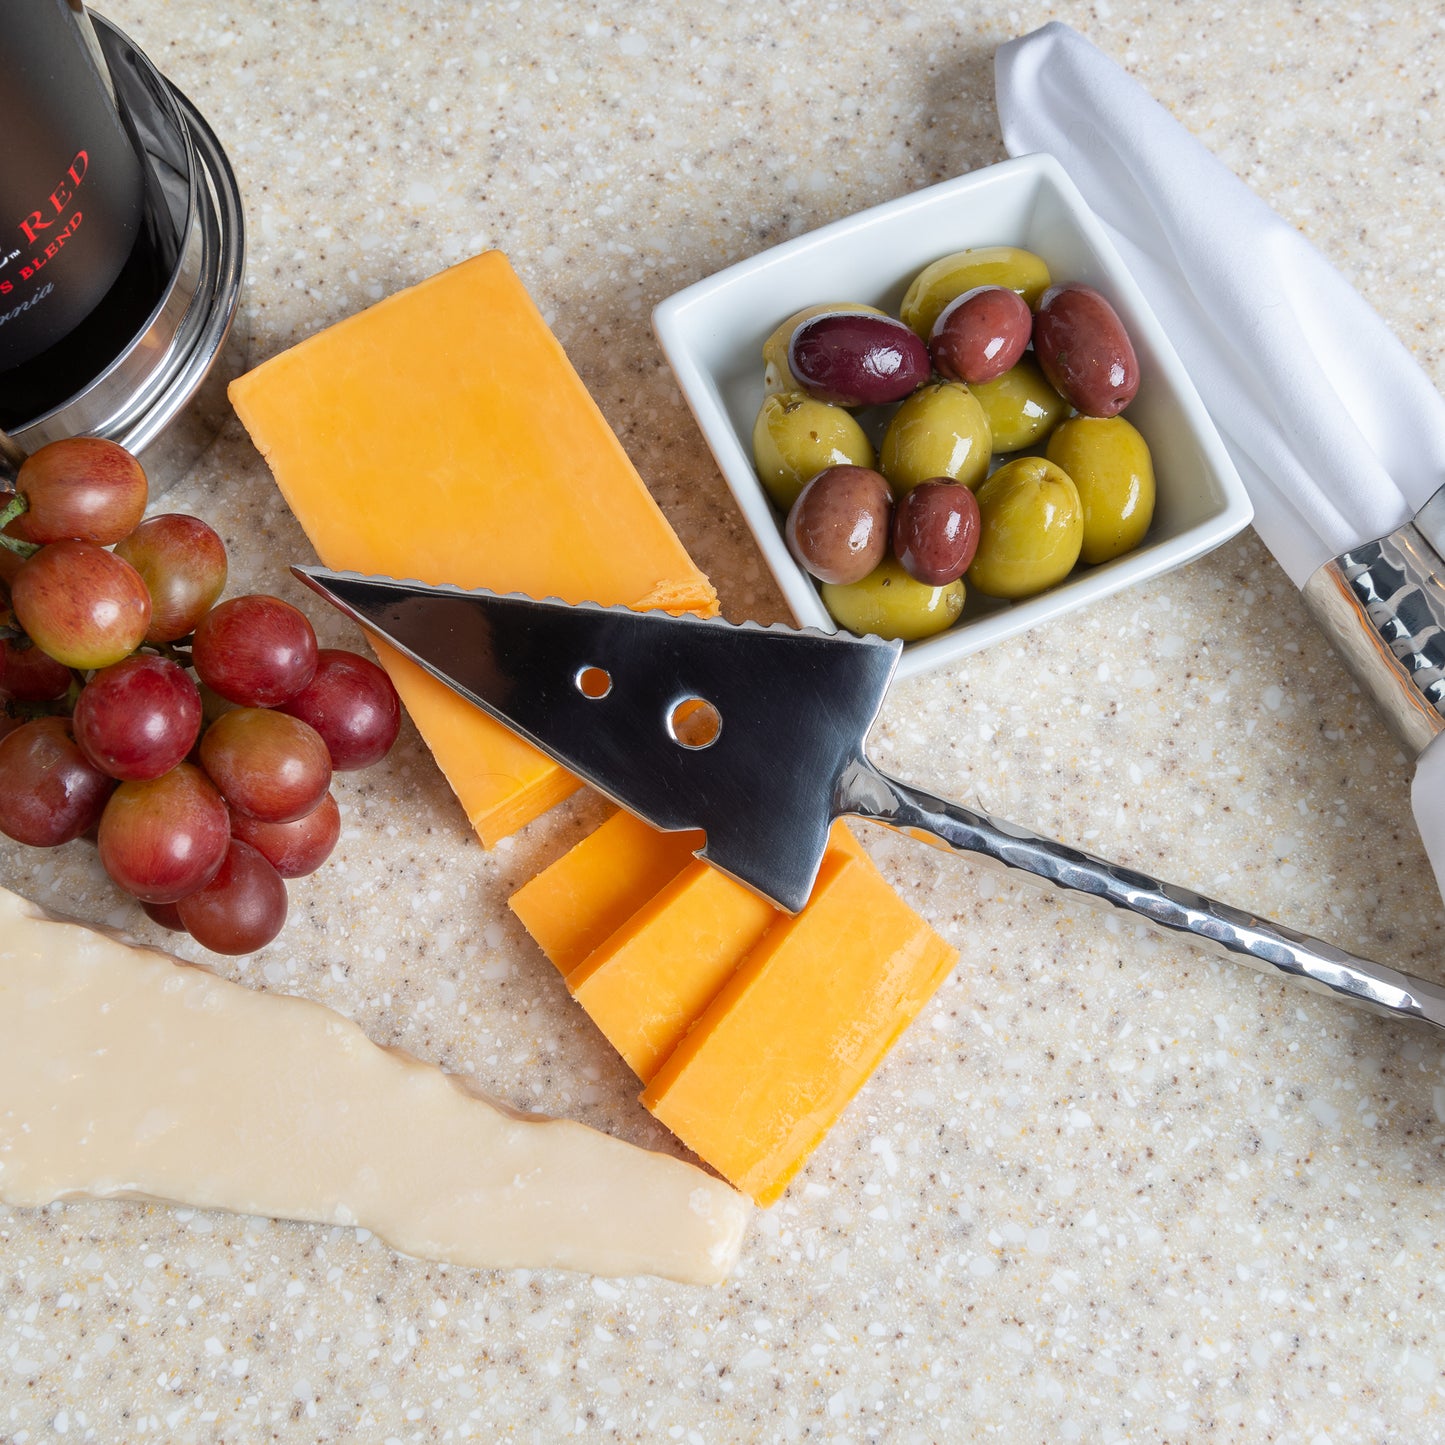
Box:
[1301,483,1445,757]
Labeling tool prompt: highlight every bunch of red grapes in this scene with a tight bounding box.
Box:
[0,437,401,954]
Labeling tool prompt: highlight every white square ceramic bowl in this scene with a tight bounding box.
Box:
[652,153,1253,679]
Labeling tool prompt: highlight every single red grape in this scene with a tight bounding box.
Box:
[176,839,288,954]
[11,539,152,670]
[199,707,332,822]
[229,791,340,877]
[73,654,203,780]
[140,898,186,931]
[5,438,148,546]
[0,534,24,586]
[0,716,115,846]
[279,649,402,770]
[196,679,237,732]
[112,514,228,643]
[192,594,318,706]
[0,636,73,702]
[97,762,230,903]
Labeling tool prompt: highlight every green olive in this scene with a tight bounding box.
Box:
[967,457,1083,600]
[880,381,991,495]
[762,302,886,394]
[752,391,876,511]
[968,357,1069,453]
[1046,415,1156,564]
[820,555,965,642]
[899,246,1053,339]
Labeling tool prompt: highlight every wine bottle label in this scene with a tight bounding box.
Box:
[0,1,147,371]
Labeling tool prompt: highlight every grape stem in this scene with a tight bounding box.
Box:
[2,696,68,723]
[145,640,195,668]
[0,493,38,558]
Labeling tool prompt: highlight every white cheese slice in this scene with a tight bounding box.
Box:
[0,886,750,1284]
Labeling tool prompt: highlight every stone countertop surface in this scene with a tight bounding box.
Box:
[4,2,1445,1440]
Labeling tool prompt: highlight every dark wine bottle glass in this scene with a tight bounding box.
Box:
[0,0,175,430]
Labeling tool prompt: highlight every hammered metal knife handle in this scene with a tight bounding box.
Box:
[837,757,1445,1033]
[1301,481,1445,757]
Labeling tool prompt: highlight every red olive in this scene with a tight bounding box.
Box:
[788,312,931,408]
[928,286,1032,385]
[1032,284,1140,418]
[785,465,892,585]
[891,480,981,586]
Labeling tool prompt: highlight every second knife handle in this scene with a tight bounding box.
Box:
[836,756,1445,1033]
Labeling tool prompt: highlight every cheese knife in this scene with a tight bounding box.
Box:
[295,565,1445,1035]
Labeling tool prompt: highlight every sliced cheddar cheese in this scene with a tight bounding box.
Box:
[640,849,958,1206]
[568,859,778,1082]
[0,887,750,1284]
[509,809,703,976]
[229,251,718,845]
[562,820,867,1081]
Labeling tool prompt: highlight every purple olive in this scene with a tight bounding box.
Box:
[891,480,981,586]
[785,465,892,585]
[1032,284,1140,417]
[788,312,931,408]
[928,286,1032,385]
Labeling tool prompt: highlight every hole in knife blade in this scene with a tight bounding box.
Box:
[576,666,612,699]
[667,696,722,750]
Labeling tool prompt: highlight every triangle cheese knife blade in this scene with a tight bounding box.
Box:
[295,566,1445,1036]
[294,566,897,912]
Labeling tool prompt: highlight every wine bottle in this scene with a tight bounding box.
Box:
[0,0,174,430]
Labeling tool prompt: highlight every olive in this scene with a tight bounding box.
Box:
[820,556,965,643]
[928,286,1032,385]
[966,457,1083,600]
[891,480,981,586]
[900,246,1052,339]
[785,465,892,585]
[880,381,991,495]
[762,302,886,393]
[1032,283,1140,418]
[788,312,931,408]
[751,391,875,511]
[969,357,1069,453]
[1046,415,1156,564]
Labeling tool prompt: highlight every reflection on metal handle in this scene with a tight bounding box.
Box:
[1302,482,1445,757]
[837,756,1445,1034]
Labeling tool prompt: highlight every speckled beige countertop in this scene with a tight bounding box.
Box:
[4,2,1445,1441]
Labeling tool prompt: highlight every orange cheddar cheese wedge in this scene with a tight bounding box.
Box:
[370,642,580,843]
[229,251,718,846]
[640,849,957,1206]
[567,859,779,1083]
[509,810,703,976]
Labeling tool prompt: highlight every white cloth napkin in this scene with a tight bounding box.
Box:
[1417,744,1445,900]
[995,21,1445,906]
